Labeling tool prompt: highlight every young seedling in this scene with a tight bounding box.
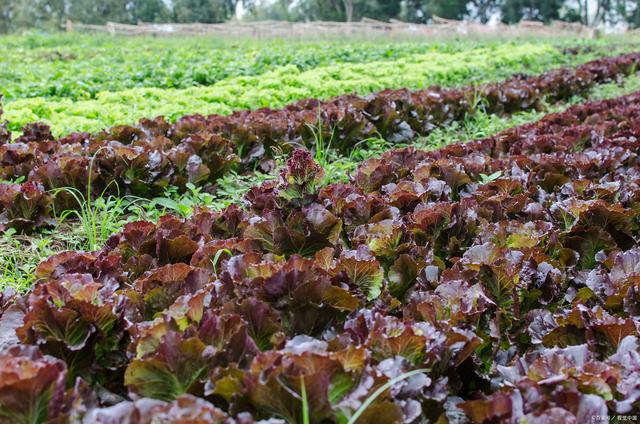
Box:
[478,171,502,184]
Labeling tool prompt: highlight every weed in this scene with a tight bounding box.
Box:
[54,185,137,251]
[212,171,277,210]
[346,368,428,424]
[150,183,216,219]
[478,171,503,184]
[0,224,83,292]
[305,111,337,168]
[3,69,640,291]
[211,248,232,279]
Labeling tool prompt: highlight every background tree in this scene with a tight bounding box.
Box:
[403,0,469,22]
[242,0,295,20]
[501,0,563,23]
[130,0,171,23]
[2,0,67,30]
[3,0,640,33]
[343,0,353,22]
[172,0,237,23]
[67,0,131,24]
[67,0,132,25]
[623,0,640,27]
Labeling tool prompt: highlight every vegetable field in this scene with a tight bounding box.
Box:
[1,33,640,423]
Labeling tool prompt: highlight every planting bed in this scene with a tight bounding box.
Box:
[0,35,467,102]
[2,52,640,234]
[0,42,611,135]
[1,85,640,421]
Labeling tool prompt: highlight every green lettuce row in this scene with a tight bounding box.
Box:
[1,33,474,102]
[3,43,568,136]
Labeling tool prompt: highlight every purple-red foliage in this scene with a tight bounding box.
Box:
[2,53,640,233]
[2,88,640,421]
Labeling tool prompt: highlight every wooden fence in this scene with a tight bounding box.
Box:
[64,18,599,39]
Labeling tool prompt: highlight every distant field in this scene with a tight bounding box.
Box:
[2,28,640,423]
[0,33,459,101]
[2,34,639,135]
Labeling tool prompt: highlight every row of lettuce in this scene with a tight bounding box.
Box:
[1,35,497,102]
[2,42,610,136]
[1,89,640,422]
[2,52,640,233]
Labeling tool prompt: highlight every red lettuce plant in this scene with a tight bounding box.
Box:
[4,79,640,421]
[3,52,640,233]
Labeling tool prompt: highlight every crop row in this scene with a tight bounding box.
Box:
[3,43,577,135]
[1,86,640,422]
[2,52,640,233]
[1,35,489,101]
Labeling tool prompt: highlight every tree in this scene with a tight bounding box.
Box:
[564,0,591,25]
[467,0,499,23]
[591,0,638,27]
[242,0,295,21]
[0,0,636,32]
[130,0,171,23]
[501,0,563,23]
[0,0,20,32]
[1,0,68,31]
[354,0,402,21]
[266,0,401,22]
[172,0,237,23]
[622,0,640,28]
[68,0,133,25]
[401,0,469,22]
[291,0,345,21]
[343,0,353,22]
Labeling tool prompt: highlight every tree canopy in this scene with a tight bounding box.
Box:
[1,0,640,32]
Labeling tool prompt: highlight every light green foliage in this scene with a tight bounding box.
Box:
[54,187,142,251]
[0,226,84,291]
[0,33,478,101]
[149,183,216,218]
[478,171,503,184]
[0,42,579,135]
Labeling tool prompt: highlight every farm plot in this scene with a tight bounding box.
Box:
[2,52,640,236]
[2,34,640,422]
[4,39,638,135]
[3,46,640,292]
[1,86,640,423]
[0,33,486,101]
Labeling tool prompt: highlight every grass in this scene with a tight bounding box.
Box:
[55,188,142,251]
[301,376,310,424]
[0,224,85,292]
[306,111,337,168]
[1,73,639,292]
